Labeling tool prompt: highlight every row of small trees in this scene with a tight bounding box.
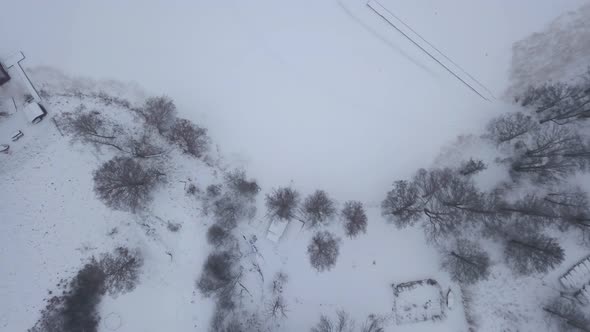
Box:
[265,188,367,235]
[264,186,368,272]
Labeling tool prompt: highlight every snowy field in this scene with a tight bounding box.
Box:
[0,78,467,331]
[1,0,588,203]
[1,1,590,332]
[0,66,587,331]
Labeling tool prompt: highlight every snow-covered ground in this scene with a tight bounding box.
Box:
[2,0,588,203]
[0,82,466,331]
[508,2,590,97]
[2,1,590,332]
[0,68,587,332]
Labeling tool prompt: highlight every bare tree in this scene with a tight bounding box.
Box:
[196,251,239,297]
[504,233,564,275]
[427,168,485,231]
[61,263,106,332]
[302,190,336,227]
[485,112,538,144]
[167,118,209,158]
[383,168,490,240]
[310,311,355,332]
[224,169,260,199]
[498,189,590,238]
[212,195,243,229]
[212,193,256,229]
[498,193,557,230]
[458,158,487,176]
[98,247,143,296]
[543,297,590,332]
[93,156,164,213]
[29,296,67,332]
[266,295,288,320]
[30,261,107,332]
[441,239,491,284]
[137,96,177,134]
[207,224,234,248]
[271,271,288,295]
[359,315,385,332]
[510,123,590,182]
[202,174,258,228]
[308,231,340,272]
[519,78,590,125]
[210,308,261,332]
[207,184,222,197]
[341,201,368,238]
[519,82,575,112]
[266,186,300,221]
[59,110,125,151]
[381,180,421,228]
[544,188,590,244]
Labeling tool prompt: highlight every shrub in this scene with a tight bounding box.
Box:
[167,118,209,158]
[224,169,260,199]
[341,201,367,238]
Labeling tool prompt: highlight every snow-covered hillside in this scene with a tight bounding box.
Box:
[508,2,590,97]
[0,70,469,332]
[2,61,589,331]
[2,2,590,332]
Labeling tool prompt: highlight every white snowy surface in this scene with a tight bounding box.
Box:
[393,280,444,324]
[2,0,587,204]
[1,1,590,332]
[0,82,470,331]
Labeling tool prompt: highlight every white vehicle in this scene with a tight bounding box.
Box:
[11,130,23,141]
[23,102,47,124]
[0,144,8,153]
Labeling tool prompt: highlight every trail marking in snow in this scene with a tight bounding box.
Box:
[367,0,495,101]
